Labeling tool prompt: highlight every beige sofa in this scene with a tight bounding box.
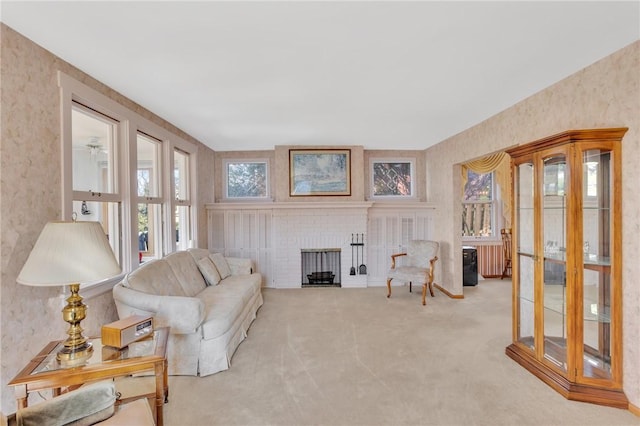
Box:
[112,248,263,376]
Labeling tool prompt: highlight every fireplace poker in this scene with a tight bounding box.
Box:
[350,234,356,275]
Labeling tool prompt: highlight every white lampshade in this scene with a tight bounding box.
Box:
[17,221,121,287]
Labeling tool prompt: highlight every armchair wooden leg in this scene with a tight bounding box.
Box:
[387,278,392,298]
[421,284,427,305]
[428,281,435,297]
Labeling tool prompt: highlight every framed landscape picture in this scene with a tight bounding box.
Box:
[289,149,351,196]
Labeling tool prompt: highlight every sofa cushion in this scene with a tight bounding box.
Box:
[197,287,245,340]
[210,252,231,279]
[197,275,262,340]
[126,259,186,296]
[164,251,208,297]
[197,256,221,286]
[219,274,262,304]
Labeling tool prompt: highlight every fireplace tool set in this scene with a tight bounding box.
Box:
[350,234,367,275]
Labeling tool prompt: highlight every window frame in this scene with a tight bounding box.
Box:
[223,158,271,201]
[172,146,196,251]
[462,170,501,242]
[136,131,165,262]
[369,158,416,200]
[69,104,123,267]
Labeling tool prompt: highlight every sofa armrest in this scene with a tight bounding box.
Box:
[225,257,254,275]
[112,283,205,334]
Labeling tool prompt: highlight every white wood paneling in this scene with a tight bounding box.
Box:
[206,202,435,288]
[367,209,435,286]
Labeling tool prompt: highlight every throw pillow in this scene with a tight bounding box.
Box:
[210,252,231,279]
[197,256,221,286]
[17,380,116,426]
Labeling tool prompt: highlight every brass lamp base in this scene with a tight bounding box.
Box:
[57,342,93,366]
[57,283,93,366]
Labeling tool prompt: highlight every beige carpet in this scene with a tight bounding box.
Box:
[163,280,639,425]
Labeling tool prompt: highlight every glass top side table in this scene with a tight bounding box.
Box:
[9,327,169,426]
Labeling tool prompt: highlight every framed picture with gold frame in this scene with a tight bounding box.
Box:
[289,149,351,196]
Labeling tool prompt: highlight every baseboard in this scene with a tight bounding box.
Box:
[434,284,464,299]
[629,402,640,417]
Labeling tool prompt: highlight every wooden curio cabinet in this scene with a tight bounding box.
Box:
[505,128,628,408]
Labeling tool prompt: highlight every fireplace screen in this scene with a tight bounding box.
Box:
[301,249,341,287]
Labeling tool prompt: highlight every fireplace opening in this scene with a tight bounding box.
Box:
[301,248,341,287]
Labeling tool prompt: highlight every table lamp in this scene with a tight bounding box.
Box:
[17,220,121,365]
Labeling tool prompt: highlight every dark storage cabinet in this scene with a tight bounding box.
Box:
[462,246,478,286]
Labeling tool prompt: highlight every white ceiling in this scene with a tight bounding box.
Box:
[1,1,639,151]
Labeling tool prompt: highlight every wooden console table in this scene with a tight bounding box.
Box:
[9,327,169,425]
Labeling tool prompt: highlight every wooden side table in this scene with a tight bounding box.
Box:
[9,327,169,426]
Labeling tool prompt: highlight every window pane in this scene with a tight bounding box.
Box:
[138,203,163,262]
[73,200,121,265]
[137,134,161,198]
[175,205,191,251]
[372,162,413,196]
[462,202,493,237]
[174,150,189,201]
[72,106,117,193]
[227,162,268,198]
[464,171,492,201]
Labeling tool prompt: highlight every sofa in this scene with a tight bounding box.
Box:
[112,248,263,377]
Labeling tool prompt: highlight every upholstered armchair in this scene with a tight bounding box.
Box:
[386,240,439,305]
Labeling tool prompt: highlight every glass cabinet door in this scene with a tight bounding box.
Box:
[581,148,613,379]
[516,161,535,351]
[541,153,568,372]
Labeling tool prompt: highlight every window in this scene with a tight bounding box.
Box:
[371,159,415,198]
[224,160,269,199]
[60,72,198,295]
[462,170,496,238]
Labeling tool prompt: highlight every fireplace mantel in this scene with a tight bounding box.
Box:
[205,201,435,211]
[206,201,373,211]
